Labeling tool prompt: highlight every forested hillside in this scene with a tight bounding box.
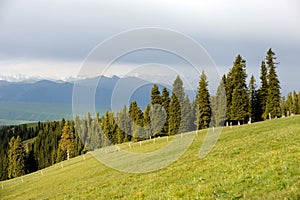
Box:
[1,48,300,182]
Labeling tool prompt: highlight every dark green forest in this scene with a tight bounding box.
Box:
[1,48,300,181]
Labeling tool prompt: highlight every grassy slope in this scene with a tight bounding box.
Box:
[1,116,300,199]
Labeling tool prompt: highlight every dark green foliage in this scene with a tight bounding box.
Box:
[168,94,181,135]
[180,95,195,132]
[292,91,299,114]
[259,61,268,119]
[214,78,227,126]
[129,101,143,126]
[116,106,131,142]
[248,75,260,122]
[168,76,185,135]
[172,76,185,104]
[0,48,287,182]
[264,48,281,119]
[161,88,171,133]
[129,101,144,141]
[0,120,84,181]
[143,105,151,138]
[228,55,249,124]
[151,84,162,105]
[8,136,26,178]
[195,71,211,129]
[59,121,74,160]
[149,104,167,137]
[283,91,300,116]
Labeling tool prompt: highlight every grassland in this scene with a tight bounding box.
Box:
[1,116,300,199]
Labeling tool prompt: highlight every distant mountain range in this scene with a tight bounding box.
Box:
[0,76,196,125]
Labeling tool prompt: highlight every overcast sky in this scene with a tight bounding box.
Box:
[0,0,299,94]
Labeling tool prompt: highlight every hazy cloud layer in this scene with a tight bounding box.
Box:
[0,0,299,93]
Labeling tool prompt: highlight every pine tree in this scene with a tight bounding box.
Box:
[229,55,249,124]
[286,92,293,116]
[180,95,194,132]
[161,88,171,133]
[172,75,185,104]
[264,48,281,119]
[149,104,166,136]
[249,75,260,122]
[168,94,181,135]
[8,136,26,178]
[214,78,227,126]
[280,96,286,117]
[149,85,166,136]
[151,84,162,105]
[58,121,74,160]
[116,105,131,142]
[259,61,268,119]
[143,104,151,139]
[168,76,185,135]
[129,102,143,140]
[129,101,143,126]
[292,91,299,114]
[195,71,211,129]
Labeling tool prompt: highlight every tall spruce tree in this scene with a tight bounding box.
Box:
[129,101,143,126]
[292,91,299,114]
[161,88,171,133]
[129,101,144,140]
[229,55,249,124]
[264,48,281,119]
[168,76,185,134]
[249,75,260,122]
[8,136,26,178]
[151,84,162,105]
[59,121,74,160]
[259,61,268,120]
[168,94,180,135]
[143,104,151,138]
[195,71,211,129]
[150,85,166,136]
[172,75,185,104]
[214,78,227,126]
[180,95,195,132]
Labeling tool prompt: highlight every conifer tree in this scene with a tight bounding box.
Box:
[229,55,249,124]
[264,48,281,119]
[8,136,26,178]
[168,94,180,135]
[150,85,166,136]
[172,75,185,104]
[280,96,286,117]
[259,61,268,119]
[116,105,131,141]
[161,88,171,133]
[151,84,162,105]
[168,76,185,135]
[249,75,260,122]
[214,78,227,126]
[129,101,143,140]
[129,101,143,126]
[59,121,74,160]
[149,104,167,136]
[180,95,194,132]
[292,91,299,114]
[195,71,211,129]
[143,104,151,138]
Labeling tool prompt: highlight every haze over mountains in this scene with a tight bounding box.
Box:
[0,75,195,125]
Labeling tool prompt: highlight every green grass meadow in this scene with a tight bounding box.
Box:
[1,116,300,199]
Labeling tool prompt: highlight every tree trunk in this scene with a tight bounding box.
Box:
[67,149,70,160]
